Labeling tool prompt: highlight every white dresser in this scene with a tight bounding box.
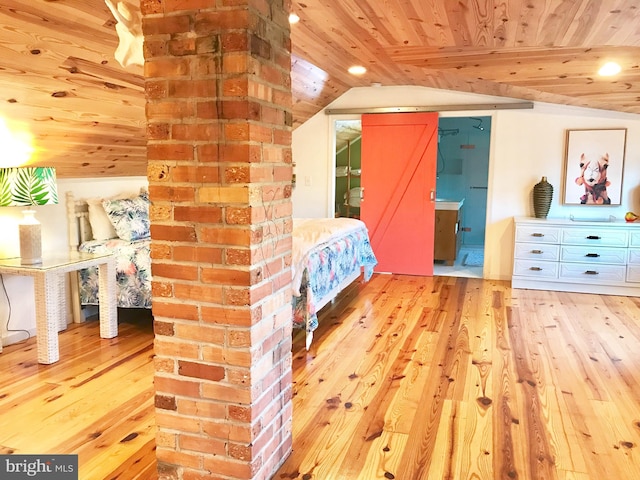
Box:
[512,217,640,296]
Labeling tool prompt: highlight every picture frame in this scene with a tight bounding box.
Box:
[562,128,627,205]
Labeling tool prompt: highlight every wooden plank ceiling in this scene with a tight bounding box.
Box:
[0,0,639,178]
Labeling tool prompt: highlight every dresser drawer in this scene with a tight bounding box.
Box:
[513,259,558,279]
[514,243,560,261]
[561,227,628,247]
[628,249,640,265]
[627,265,640,283]
[560,246,626,265]
[559,263,626,283]
[630,231,640,247]
[515,225,561,244]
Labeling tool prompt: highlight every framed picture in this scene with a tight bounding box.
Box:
[562,128,627,205]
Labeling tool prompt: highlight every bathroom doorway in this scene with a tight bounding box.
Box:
[333,114,491,279]
[433,116,491,278]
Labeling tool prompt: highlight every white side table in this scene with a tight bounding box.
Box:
[0,252,117,364]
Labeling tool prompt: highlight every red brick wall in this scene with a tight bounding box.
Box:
[142,0,293,478]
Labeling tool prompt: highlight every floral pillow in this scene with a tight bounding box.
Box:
[102,192,150,241]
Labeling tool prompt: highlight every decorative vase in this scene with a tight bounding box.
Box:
[533,176,553,219]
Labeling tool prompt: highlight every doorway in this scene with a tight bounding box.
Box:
[334,120,362,218]
[433,116,491,278]
[333,114,491,279]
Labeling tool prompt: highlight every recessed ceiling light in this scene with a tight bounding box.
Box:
[288,13,300,24]
[348,65,367,75]
[599,61,621,76]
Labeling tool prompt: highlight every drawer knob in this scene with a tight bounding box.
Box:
[529,267,543,271]
[532,233,544,237]
[531,249,543,254]
[586,235,601,240]
[585,270,599,275]
[585,253,600,258]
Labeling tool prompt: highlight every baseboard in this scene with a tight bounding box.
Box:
[2,327,37,347]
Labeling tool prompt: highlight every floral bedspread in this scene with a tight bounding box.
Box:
[76,220,377,329]
[292,226,377,334]
[78,238,152,309]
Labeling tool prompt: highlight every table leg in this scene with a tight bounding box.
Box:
[97,258,118,339]
[58,272,68,332]
[69,271,85,324]
[34,272,60,364]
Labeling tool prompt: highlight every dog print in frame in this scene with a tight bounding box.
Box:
[562,128,627,206]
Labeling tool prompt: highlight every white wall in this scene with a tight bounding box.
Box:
[0,177,147,347]
[292,86,640,281]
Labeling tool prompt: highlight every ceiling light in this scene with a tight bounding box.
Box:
[348,65,367,75]
[288,13,300,24]
[598,61,621,76]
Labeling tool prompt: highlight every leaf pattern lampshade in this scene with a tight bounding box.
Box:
[0,167,58,207]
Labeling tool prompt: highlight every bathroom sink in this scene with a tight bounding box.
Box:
[435,198,464,210]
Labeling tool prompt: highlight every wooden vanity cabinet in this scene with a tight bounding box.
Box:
[434,208,462,265]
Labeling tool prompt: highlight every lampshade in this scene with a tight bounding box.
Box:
[0,167,58,207]
[0,167,58,264]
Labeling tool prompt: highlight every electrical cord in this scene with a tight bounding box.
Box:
[0,273,31,344]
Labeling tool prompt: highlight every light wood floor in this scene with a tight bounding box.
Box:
[0,310,157,480]
[2,277,640,480]
[277,274,640,480]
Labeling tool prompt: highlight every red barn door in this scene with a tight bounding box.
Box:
[361,112,438,275]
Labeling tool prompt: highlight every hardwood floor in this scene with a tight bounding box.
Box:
[276,274,640,480]
[0,310,157,480]
[2,277,640,480]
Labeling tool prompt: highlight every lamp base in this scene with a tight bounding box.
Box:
[19,210,42,265]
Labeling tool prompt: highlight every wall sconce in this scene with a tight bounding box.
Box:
[0,167,58,264]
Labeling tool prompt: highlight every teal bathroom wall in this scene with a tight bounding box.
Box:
[436,116,491,246]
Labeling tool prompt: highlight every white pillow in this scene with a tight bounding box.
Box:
[87,198,118,240]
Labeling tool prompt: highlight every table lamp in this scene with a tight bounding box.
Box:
[0,167,58,264]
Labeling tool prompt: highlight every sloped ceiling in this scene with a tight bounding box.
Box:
[0,0,639,177]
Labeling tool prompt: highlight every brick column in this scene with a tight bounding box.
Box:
[141,1,293,478]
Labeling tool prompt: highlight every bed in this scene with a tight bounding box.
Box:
[67,192,377,346]
[291,217,378,349]
[66,189,152,313]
